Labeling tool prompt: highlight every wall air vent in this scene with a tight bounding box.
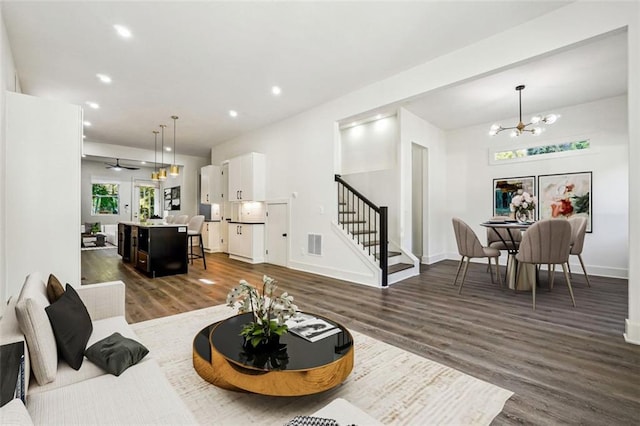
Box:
[307,234,322,256]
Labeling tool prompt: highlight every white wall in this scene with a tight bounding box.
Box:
[1,10,20,310]
[83,141,208,220]
[81,160,159,224]
[399,108,448,264]
[5,92,82,299]
[445,96,629,278]
[210,3,639,322]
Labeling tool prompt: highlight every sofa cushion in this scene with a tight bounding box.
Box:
[45,285,93,370]
[46,274,65,304]
[0,399,34,426]
[28,316,146,395]
[14,273,58,385]
[85,332,149,376]
[26,360,197,425]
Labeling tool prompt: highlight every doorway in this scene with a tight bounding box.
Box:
[266,202,288,267]
[411,143,428,260]
[133,180,160,221]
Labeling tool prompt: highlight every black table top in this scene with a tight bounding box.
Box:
[194,312,353,372]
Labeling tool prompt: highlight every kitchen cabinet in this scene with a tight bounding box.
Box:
[201,165,222,204]
[228,152,265,201]
[228,223,264,263]
[202,222,221,253]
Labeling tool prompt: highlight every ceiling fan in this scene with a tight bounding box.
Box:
[105,158,139,171]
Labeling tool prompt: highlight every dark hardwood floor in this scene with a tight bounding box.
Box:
[81,249,640,425]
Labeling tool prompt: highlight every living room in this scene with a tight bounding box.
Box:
[1,1,639,425]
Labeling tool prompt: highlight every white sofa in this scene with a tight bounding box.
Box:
[0,273,196,425]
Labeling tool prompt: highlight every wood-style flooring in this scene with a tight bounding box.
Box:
[81,249,640,425]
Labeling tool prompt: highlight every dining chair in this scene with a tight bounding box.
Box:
[187,215,207,270]
[568,216,591,287]
[451,217,502,294]
[174,214,189,224]
[165,215,175,223]
[515,219,575,310]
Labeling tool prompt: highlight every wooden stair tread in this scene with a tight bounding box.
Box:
[351,229,376,235]
[339,220,366,224]
[375,251,401,259]
[388,263,414,274]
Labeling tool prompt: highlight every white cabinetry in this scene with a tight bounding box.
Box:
[200,165,222,204]
[202,222,221,253]
[228,224,264,263]
[228,152,265,201]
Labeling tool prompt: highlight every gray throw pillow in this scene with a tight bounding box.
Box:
[85,332,149,376]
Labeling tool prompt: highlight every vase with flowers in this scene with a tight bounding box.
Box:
[510,191,537,223]
[226,275,297,351]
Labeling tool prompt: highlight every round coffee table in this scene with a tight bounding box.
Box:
[193,312,354,396]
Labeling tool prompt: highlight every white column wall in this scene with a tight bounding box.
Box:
[624,3,640,344]
[398,108,448,264]
[445,96,629,279]
[5,92,82,298]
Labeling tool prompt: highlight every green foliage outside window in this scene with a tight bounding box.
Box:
[493,140,590,162]
[92,183,119,215]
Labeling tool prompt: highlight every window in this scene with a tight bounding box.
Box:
[490,139,590,164]
[92,183,119,215]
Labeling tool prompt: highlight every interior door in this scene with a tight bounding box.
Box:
[266,203,288,266]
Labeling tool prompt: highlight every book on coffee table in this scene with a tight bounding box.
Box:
[286,313,341,342]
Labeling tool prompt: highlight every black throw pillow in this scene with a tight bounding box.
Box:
[85,332,149,376]
[45,284,93,370]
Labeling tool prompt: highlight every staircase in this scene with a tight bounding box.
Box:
[335,175,415,286]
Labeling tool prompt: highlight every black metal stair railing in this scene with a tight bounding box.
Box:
[335,174,388,287]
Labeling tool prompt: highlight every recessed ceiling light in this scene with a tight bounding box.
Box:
[229,110,238,118]
[141,161,146,164]
[271,86,282,96]
[83,121,92,127]
[113,25,132,38]
[82,154,87,158]
[86,101,100,109]
[376,114,382,120]
[96,73,112,84]
[165,147,172,152]
[83,135,86,139]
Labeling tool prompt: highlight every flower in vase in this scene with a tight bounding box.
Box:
[226,275,298,348]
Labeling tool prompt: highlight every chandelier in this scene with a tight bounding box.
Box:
[489,85,559,137]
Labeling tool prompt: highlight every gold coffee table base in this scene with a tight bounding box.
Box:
[193,316,354,396]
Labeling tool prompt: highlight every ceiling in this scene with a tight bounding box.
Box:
[3,1,626,159]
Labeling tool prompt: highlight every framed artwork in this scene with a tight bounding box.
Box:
[538,171,592,232]
[163,186,181,211]
[493,176,535,217]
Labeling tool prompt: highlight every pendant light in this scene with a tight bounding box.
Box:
[170,115,179,177]
[158,124,167,180]
[489,85,559,137]
[151,130,159,181]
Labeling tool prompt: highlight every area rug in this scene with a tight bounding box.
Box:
[131,305,513,425]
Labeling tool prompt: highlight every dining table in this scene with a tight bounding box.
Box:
[480,220,535,291]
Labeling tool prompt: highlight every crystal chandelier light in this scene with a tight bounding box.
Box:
[489,85,559,137]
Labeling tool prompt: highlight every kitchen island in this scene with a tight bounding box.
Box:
[118,222,188,277]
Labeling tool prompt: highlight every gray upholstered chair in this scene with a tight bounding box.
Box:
[515,219,575,310]
[451,217,502,294]
[486,216,522,251]
[174,214,189,224]
[568,216,591,287]
[187,215,206,270]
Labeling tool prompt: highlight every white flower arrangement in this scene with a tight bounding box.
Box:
[510,191,538,212]
[226,275,298,348]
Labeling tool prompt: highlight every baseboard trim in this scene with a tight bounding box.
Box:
[624,319,640,345]
[288,260,378,288]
